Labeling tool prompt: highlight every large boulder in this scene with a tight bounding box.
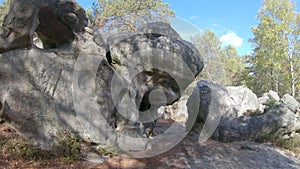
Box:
[107,22,204,134]
[138,21,181,39]
[0,0,88,53]
[158,81,198,122]
[280,94,300,112]
[258,90,280,112]
[218,94,300,142]
[0,34,127,150]
[226,86,260,117]
[186,80,236,140]
[0,16,203,156]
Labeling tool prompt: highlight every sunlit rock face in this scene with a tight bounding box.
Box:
[0,0,88,53]
[0,1,204,154]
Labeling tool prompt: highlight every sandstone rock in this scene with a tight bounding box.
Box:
[138,21,181,39]
[0,0,88,53]
[158,81,198,122]
[106,22,204,134]
[219,98,300,142]
[258,90,280,112]
[280,94,300,113]
[0,35,119,150]
[0,19,203,156]
[0,35,150,154]
[227,86,260,117]
[186,80,236,140]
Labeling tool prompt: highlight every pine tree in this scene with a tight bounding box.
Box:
[223,45,247,86]
[191,30,226,85]
[90,0,175,32]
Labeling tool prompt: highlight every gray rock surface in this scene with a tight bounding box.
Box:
[188,82,300,142]
[90,136,300,169]
[227,86,260,117]
[137,21,181,39]
[0,17,203,154]
[281,94,300,112]
[219,97,300,142]
[258,90,280,112]
[107,23,204,134]
[186,80,236,140]
[0,34,122,150]
[0,0,88,53]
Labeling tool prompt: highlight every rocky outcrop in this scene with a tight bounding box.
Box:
[227,86,260,117]
[0,0,88,53]
[0,7,203,154]
[219,94,300,142]
[281,94,300,113]
[0,33,120,150]
[107,22,204,135]
[186,80,236,140]
[187,80,300,143]
[258,90,280,112]
[138,21,181,39]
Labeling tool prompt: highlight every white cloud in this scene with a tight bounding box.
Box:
[220,32,243,48]
[211,23,220,28]
[189,16,201,20]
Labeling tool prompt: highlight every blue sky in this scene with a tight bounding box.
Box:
[76,0,298,56]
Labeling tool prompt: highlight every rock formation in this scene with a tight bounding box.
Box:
[227,86,260,117]
[187,80,300,143]
[219,94,300,142]
[0,0,203,155]
[0,0,88,53]
[186,80,237,140]
[258,90,280,112]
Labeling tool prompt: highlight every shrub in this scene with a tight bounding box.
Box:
[264,95,279,112]
[273,138,300,155]
[4,138,54,161]
[55,130,89,163]
[95,145,118,158]
[243,109,263,116]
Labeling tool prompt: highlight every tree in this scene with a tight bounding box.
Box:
[250,0,300,97]
[192,30,247,86]
[89,0,175,32]
[287,12,300,97]
[223,45,247,86]
[192,30,226,85]
[0,0,10,26]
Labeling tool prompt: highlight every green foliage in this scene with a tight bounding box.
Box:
[264,95,279,112]
[95,145,118,158]
[0,0,10,26]
[223,45,248,86]
[4,138,54,161]
[192,30,226,85]
[258,135,300,156]
[249,0,300,97]
[0,129,90,163]
[243,109,263,116]
[55,130,89,162]
[192,30,247,86]
[273,138,300,155]
[90,0,175,32]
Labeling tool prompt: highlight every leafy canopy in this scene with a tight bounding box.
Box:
[249,0,300,97]
[88,0,175,32]
[191,30,247,86]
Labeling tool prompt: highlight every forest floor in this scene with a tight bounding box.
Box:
[0,119,300,169]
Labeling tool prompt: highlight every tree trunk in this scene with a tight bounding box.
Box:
[289,53,296,97]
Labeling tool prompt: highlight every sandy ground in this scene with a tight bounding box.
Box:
[1,119,300,169]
